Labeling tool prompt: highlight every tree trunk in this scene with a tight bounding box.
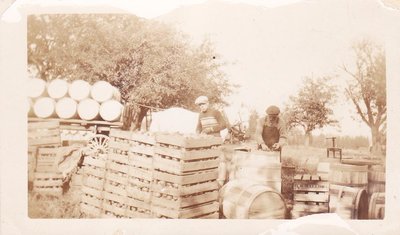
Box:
[370,125,384,156]
[304,131,313,146]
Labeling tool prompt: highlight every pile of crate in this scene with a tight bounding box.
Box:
[80,151,107,217]
[291,173,329,219]
[151,133,222,219]
[28,121,64,196]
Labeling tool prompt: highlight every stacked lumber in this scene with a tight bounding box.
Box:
[126,131,155,218]
[291,174,329,219]
[80,151,107,217]
[151,133,222,219]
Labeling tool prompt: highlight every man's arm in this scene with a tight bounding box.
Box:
[278,118,288,146]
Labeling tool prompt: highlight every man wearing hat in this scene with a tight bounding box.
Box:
[195,96,227,137]
[255,105,288,151]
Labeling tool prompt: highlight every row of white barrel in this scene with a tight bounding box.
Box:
[27,78,123,122]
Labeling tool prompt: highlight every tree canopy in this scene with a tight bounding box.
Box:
[28,14,234,128]
[342,39,386,155]
[284,76,337,145]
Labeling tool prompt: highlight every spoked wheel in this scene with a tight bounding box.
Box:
[87,134,110,154]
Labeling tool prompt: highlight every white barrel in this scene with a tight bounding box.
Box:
[99,100,123,122]
[68,80,91,101]
[33,97,56,118]
[91,81,118,102]
[47,78,69,99]
[77,98,100,120]
[56,97,78,119]
[28,78,47,98]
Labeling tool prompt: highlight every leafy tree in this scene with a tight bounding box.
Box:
[285,76,337,146]
[342,39,386,155]
[28,14,234,129]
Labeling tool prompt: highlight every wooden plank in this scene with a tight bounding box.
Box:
[151,201,219,219]
[128,154,153,169]
[126,186,151,202]
[33,187,63,195]
[155,146,221,161]
[194,212,219,219]
[109,129,132,140]
[109,141,130,152]
[153,156,219,174]
[83,166,106,179]
[126,196,151,210]
[81,194,103,208]
[34,172,63,179]
[130,146,154,156]
[107,161,129,174]
[28,121,60,130]
[108,153,129,165]
[155,133,222,148]
[131,133,155,145]
[105,171,128,185]
[83,156,106,169]
[125,209,152,218]
[29,137,61,147]
[80,203,102,217]
[83,176,104,190]
[293,181,330,192]
[128,177,152,188]
[153,170,218,185]
[104,181,128,197]
[81,185,103,198]
[29,117,122,127]
[152,191,218,208]
[103,191,127,204]
[294,192,329,203]
[128,167,152,182]
[152,181,219,197]
[103,202,126,216]
[33,179,63,187]
[292,203,329,213]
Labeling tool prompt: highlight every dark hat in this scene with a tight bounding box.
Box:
[266,105,280,115]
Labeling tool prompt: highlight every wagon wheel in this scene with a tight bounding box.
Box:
[87,134,109,154]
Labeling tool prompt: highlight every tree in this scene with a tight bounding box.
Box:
[285,76,337,146]
[342,39,386,155]
[28,14,234,129]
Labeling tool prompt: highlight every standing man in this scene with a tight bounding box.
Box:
[195,96,227,137]
[255,105,288,151]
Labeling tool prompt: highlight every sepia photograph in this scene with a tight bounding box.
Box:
[1,0,400,234]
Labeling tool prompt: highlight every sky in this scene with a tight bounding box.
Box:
[1,0,388,138]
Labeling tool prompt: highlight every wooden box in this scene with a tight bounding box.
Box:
[28,121,61,147]
[33,172,63,196]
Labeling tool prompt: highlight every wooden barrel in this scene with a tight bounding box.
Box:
[232,150,281,192]
[77,98,100,120]
[368,165,385,196]
[68,79,91,101]
[56,97,78,119]
[220,179,286,219]
[329,184,369,219]
[99,100,123,122]
[329,163,368,190]
[33,97,56,118]
[28,78,47,98]
[91,81,120,102]
[368,192,385,219]
[47,78,69,99]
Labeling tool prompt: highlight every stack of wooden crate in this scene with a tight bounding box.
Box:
[291,174,330,219]
[125,132,155,218]
[80,151,107,217]
[102,129,131,218]
[28,121,62,194]
[151,133,222,219]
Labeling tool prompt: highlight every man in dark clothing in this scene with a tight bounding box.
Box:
[255,105,288,151]
[195,96,227,137]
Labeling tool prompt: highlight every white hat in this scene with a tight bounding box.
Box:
[195,96,209,105]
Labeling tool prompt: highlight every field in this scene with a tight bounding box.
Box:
[28,144,377,219]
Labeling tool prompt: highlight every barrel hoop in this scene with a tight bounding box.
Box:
[239,184,272,219]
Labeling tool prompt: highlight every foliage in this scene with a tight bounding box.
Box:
[342,39,386,155]
[28,14,234,128]
[284,76,337,145]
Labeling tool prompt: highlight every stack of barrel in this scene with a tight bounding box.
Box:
[28,78,123,122]
[80,151,108,217]
[368,164,385,219]
[220,150,286,219]
[151,133,222,219]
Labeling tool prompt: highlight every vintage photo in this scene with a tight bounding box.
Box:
[2,0,400,234]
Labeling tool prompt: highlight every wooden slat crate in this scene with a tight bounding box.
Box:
[153,169,219,185]
[28,121,61,147]
[125,196,152,218]
[79,185,103,217]
[82,174,105,191]
[152,180,219,197]
[33,172,63,196]
[102,191,128,218]
[292,174,329,219]
[155,146,221,161]
[152,190,219,209]
[153,155,220,175]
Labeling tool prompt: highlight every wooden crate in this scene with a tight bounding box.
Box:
[152,190,219,209]
[152,180,219,197]
[152,201,219,219]
[153,169,218,185]
[33,172,63,196]
[35,147,62,172]
[153,155,220,175]
[155,133,222,149]
[80,202,102,218]
[28,121,61,147]
[125,196,152,218]
[102,191,128,218]
[292,174,329,219]
[82,174,105,191]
